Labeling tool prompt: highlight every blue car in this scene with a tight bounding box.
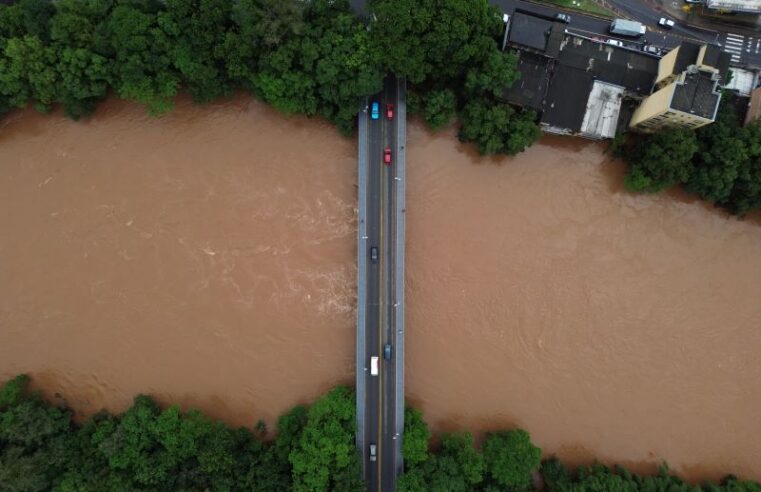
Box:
[371,102,379,120]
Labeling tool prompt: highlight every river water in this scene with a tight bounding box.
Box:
[1,96,760,482]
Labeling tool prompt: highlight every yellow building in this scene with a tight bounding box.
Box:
[630,43,726,132]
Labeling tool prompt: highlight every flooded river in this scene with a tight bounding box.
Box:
[405,125,761,481]
[0,95,357,426]
[1,96,760,482]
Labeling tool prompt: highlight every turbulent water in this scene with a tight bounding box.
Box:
[1,95,760,482]
[0,95,357,426]
[404,125,761,481]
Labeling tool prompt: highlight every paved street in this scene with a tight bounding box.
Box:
[357,76,403,492]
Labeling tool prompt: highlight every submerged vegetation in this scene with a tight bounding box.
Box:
[2,375,760,491]
[620,96,761,216]
[0,0,540,153]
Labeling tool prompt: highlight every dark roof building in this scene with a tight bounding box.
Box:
[541,65,594,134]
[556,36,659,94]
[671,70,722,119]
[501,9,734,138]
[507,10,565,57]
[503,52,552,111]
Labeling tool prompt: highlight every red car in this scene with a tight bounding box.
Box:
[383,148,392,165]
[386,104,394,120]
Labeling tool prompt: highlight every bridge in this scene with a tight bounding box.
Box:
[356,76,406,491]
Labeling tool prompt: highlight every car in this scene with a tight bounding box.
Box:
[371,102,379,120]
[555,12,571,23]
[658,17,675,28]
[386,103,394,120]
[369,444,377,462]
[383,147,392,165]
[384,344,392,360]
[643,45,662,55]
[606,39,624,47]
[370,246,378,263]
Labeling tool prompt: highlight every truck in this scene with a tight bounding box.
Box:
[370,356,379,376]
[609,19,646,37]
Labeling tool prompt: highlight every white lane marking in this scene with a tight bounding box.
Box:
[726,33,745,40]
[724,38,744,46]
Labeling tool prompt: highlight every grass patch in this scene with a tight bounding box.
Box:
[535,0,616,18]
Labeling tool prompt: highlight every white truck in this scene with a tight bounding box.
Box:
[609,19,646,37]
[370,356,379,376]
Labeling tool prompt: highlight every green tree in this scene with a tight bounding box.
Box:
[482,429,541,490]
[289,386,361,492]
[727,120,761,216]
[163,0,234,104]
[370,0,505,85]
[104,0,180,115]
[423,432,485,492]
[465,49,520,99]
[402,406,430,466]
[685,99,748,204]
[18,0,56,42]
[49,0,113,119]
[459,97,540,155]
[624,129,699,193]
[419,88,457,130]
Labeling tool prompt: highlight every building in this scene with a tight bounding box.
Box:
[629,42,729,132]
[724,67,758,96]
[502,10,734,138]
[705,0,761,13]
[503,11,661,139]
[745,87,761,125]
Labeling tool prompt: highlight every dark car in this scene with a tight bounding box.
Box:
[370,246,378,263]
[384,344,392,360]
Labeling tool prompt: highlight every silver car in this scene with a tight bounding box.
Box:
[369,443,377,461]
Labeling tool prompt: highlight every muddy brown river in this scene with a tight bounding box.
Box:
[1,95,760,482]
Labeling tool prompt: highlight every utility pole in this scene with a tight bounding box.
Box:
[502,13,511,51]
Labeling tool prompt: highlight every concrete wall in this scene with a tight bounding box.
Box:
[629,82,675,129]
[656,47,680,86]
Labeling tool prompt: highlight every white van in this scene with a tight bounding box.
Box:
[370,356,379,376]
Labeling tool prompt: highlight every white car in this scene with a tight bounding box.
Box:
[659,17,675,28]
[606,39,624,47]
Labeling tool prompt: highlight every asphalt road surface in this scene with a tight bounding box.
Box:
[361,76,399,492]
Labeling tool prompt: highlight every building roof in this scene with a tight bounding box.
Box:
[508,10,565,56]
[702,44,722,67]
[671,70,721,119]
[674,42,702,73]
[725,67,757,96]
[503,52,551,111]
[716,51,732,83]
[557,35,659,94]
[706,0,761,13]
[541,64,595,133]
[580,81,625,139]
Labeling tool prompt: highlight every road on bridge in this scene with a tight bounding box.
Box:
[357,76,405,492]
